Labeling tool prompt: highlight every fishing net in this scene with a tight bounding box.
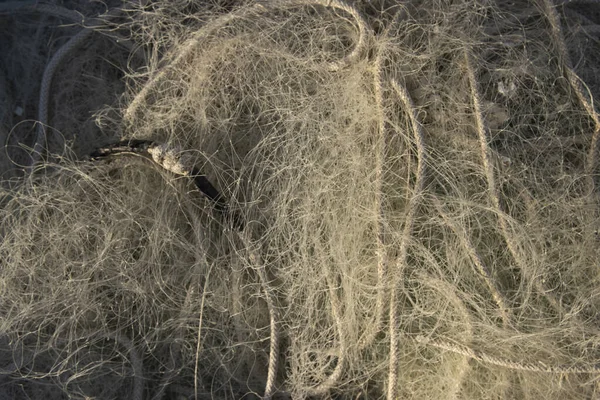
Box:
[1,0,600,398]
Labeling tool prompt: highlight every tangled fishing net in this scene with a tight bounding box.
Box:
[1,0,600,398]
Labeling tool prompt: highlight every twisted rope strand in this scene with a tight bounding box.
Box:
[238,231,280,400]
[416,335,600,374]
[538,0,600,183]
[30,28,92,171]
[359,8,409,351]
[303,266,347,397]
[463,49,562,315]
[387,78,427,400]
[434,200,512,325]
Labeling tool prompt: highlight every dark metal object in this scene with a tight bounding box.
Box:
[89,140,244,230]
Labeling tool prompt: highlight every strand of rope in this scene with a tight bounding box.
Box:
[537,0,600,184]
[359,7,408,351]
[462,48,563,316]
[360,39,388,353]
[237,231,280,400]
[301,241,347,397]
[29,4,135,172]
[419,276,474,399]
[415,335,600,374]
[30,28,92,172]
[434,200,511,324]
[387,78,427,400]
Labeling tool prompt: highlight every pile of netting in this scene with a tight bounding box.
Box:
[1,0,600,398]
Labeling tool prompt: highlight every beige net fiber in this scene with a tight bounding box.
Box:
[1,0,600,398]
